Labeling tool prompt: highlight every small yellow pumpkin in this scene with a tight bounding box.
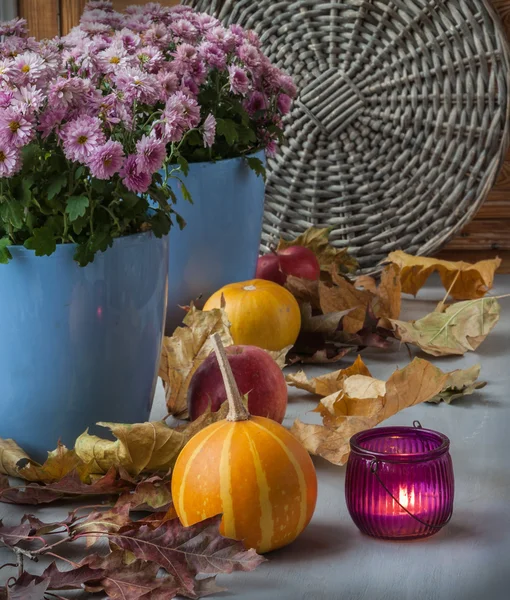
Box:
[171,334,317,553]
[203,279,301,351]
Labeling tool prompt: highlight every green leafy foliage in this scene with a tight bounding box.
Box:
[0,237,12,264]
[66,195,89,222]
[245,156,267,180]
[24,227,57,257]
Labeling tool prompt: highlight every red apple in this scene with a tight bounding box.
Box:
[256,246,320,285]
[187,345,288,423]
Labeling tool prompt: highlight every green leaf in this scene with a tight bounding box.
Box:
[72,215,88,236]
[180,182,192,203]
[177,156,189,177]
[47,174,68,201]
[74,243,94,267]
[75,166,85,180]
[89,229,114,254]
[21,143,40,171]
[0,236,12,264]
[66,195,89,222]
[149,211,172,237]
[121,191,143,208]
[0,200,24,229]
[175,213,186,230]
[24,226,57,257]
[21,177,34,205]
[245,157,266,181]
[216,118,238,146]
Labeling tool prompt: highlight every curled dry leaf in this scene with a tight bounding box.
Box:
[319,278,371,334]
[75,421,186,477]
[427,364,486,404]
[386,250,501,300]
[18,443,90,483]
[0,438,32,477]
[291,357,484,465]
[389,297,501,356]
[160,304,234,418]
[277,226,358,275]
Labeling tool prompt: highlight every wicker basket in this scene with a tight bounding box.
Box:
[187,0,510,270]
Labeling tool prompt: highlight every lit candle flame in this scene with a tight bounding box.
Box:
[398,486,415,509]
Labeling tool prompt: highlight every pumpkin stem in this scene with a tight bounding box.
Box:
[211,333,250,422]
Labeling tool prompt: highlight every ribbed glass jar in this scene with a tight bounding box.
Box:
[345,425,454,540]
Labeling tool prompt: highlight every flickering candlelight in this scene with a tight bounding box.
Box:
[345,423,454,540]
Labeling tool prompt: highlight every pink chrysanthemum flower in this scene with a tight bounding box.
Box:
[171,43,198,75]
[0,60,15,84]
[205,26,236,52]
[0,18,28,37]
[61,115,106,163]
[13,51,45,84]
[12,85,45,112]
[135,135,166,174]
[97,42,131,72]
[38,107,67,138]
[158,70,179,98]
[0,91,13,109]
[170,19,198,43]
[199,42,226,70]
[114,67,161,104]
[0,144,21,177]
[228,65,250,95]
[278,73,297,98]
[244,91,268,115]
[238,43,260,70]
[143,23,170,47]
[120,154,151,193]
[136,45,164,74]
[277,93,292,115]
[115,28,141,51]
[0,108,34,147]
[162,91,201,142]
[88,140,124,179]
[202,114,216,148]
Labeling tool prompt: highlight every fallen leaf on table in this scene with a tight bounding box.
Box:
[0,438,33,477]
[388,297,500,356]
[110,514,265,597]
[114,474,173,513]
[286,355,372,395]
[0,468,135,505]
[386,250,501,300]
[277,227,358,275]
[285,275,320,309]
[427,364,486,404]
[74,504,133,548]
[290,357,482,465]
[265,345,293,369]
[75,421,186,477]
[319,278,371,334]
[160,304,233,418]
[18,443,90,483]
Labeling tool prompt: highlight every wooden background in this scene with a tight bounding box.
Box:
[14,0,510,270]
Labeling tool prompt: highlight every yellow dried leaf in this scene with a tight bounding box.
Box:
[277,227,358,275]
[286,355,372,396]
[160,304,233,418]
[427,364,486,404]
[18,443,90,483]
[0,438,33,477]
[390,297,500,356]
[75,421,186,476]
[386,250,501,300]
[319,279,371,334]
[291,358,470,466]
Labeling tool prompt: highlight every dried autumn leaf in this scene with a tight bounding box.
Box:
[0,438,33,477]
[319,279,371,334]
[0,468,135,505]
[277,226,358,275]
[75,504,132,548]
[110,515,265,597]
[291,358,464,465]
[427,364,486,404]
[265,345,293,369]
[376,263,401,319]
[114,475,173,513]
[284,275,321,309]
[6,573,49,600]
[75,421,186,477]
[386,250,501,300]
[18,443,89,483]
[389,297,501,356]
[160,304,233,418]
[287,355,372,395]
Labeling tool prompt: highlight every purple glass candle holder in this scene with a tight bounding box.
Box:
[345,422,454,540]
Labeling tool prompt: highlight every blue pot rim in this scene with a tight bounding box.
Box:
[6,229,165,260]
[179,149,266,169]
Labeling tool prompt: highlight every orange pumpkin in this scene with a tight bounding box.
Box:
[172,334,317,554]
[203,279,301,351]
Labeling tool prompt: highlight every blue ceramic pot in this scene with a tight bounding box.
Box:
[165,150,266,333]
[0,231,168,461]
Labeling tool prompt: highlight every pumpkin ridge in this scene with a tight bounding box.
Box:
[243,425,273,552]
[249,419,308,536]
[219,425,237,540]
[177,422,228,524]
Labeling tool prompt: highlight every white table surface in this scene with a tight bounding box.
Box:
[1,276,509,600]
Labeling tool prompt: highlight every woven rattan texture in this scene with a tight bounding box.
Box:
[187,0,510,270]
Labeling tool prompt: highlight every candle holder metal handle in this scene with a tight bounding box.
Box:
[369,421,453,530]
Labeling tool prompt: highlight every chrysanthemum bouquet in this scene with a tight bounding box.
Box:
[0,1,295,265]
